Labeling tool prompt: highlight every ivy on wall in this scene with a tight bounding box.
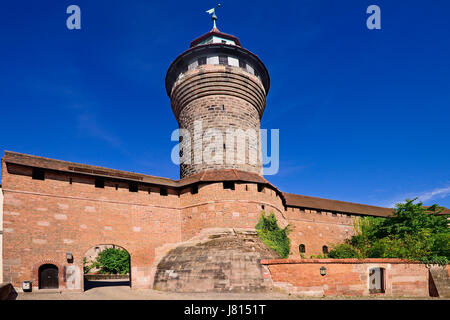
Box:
[256,212,291,258]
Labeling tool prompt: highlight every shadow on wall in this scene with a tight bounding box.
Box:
[84,280,131,292]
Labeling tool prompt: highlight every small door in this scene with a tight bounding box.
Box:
[369,267,385,294]
[39,264,59,289]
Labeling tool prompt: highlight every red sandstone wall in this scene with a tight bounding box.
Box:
[262,259,429,297]
[1,160,289,291]
[1,161,182,290]
[2,157,372,292]
[284,208,356,257]
[179,182,286,241]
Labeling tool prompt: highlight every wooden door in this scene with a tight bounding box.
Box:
[39,264,59,289]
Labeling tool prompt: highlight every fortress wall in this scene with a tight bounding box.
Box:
[179,182,286,241]
[1,161,182,290]
[261,259,429,297]
[284,207,356,257]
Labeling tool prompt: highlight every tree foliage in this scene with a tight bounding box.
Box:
[256,212,291,258]
[96,248,130,274]
[328,199,449,265]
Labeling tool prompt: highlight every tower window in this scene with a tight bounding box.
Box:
[299,244,306,254]
[219,55,228,65]
[254,70,259,78]
[160,188,168,196]
[316,210,322,215]
[221,40,227,44]
[191,185,198,194]
[332,212,337,217]
[239,60,246,69]
[223,181,235,190]
[257,184,264,192]
[115,184,118,190]
[322,246,329,254]
[198,57,206,66]
[69,178,72,185]
[95,179,104,188]
[129,183,138,192]
[32,168,45,180]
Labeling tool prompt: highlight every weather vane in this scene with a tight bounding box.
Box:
[206,4,221,29]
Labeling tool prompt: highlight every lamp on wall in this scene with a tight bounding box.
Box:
[320,266,327,276]
[66,252,73,262]
[22,281,32,292]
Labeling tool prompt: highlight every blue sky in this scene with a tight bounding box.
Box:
[1,1,449,208]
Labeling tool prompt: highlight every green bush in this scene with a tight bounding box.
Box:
[328,243,360,259]
[96,248,130,274]
[255,212,291,258]
[328,199,449,265]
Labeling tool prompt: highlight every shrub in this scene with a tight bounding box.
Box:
[255,212,291,258]
[328,199,449,265]
[96,248,130,274]
[328,243,360,259]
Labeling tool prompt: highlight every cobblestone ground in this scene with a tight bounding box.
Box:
[14,280,445,300]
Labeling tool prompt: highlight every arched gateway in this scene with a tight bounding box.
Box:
[83,245,131,291]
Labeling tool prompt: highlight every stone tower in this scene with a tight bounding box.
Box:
[166,27,270,178]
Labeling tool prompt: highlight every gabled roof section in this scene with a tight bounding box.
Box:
[190,27,242,48]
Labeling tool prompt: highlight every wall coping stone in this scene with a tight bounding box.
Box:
[260,258,424,265]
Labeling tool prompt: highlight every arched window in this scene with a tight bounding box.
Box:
[322,245,329,254]
[299,244,305,254]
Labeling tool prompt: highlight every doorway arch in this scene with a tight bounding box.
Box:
[38,264,59,289]
[83,244,131,291]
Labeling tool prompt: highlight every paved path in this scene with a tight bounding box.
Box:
[15,280,445,300]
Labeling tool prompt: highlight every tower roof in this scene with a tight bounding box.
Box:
[190,27,242,48]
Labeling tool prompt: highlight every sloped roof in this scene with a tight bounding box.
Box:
[282,192,394,217]
[190,27,242,47]
[4,151,448,217]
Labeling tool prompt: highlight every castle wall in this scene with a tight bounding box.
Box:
[261,259,430,297]
[179,182,286,241]
[1,158,362,291]
[1,161,182,290]
[284,207,356,258]
[0,185,3,283]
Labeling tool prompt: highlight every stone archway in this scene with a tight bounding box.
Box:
[83,244,131,291]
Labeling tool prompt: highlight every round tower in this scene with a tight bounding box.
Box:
[166,27,270,178]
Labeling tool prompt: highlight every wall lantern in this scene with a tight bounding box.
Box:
[320,266,327,276]
[66,252,73,262]
[22,281,32,292]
